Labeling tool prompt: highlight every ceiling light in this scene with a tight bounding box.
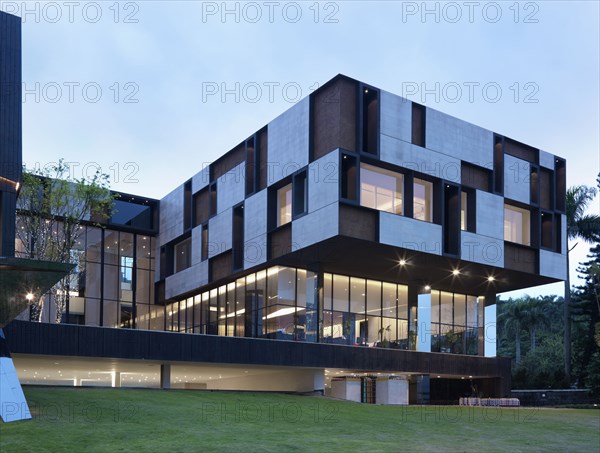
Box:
[487,276,495,282]
[424,285,431,291]
[452,269,460,276]
[25,292,34,301]
[399,259,406,266]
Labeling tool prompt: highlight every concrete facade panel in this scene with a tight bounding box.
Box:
[244,232,267,270]
[165,261,208,300]
[380,90,411,142]
[379,212,443,255]
[191,166,210,194]
[503,154,530,204]
[539,249,567,280]
[380,135,461,183]
[475,190,505,240]
[217,162,245,213]
[244,189,268,243]
[208,208,232,258]
[159,185,184,246]
[308,149,339,213]
[426,109,494,168]
[292,202,339,249]
[267,97,310,186]
[461,231,504,268]
[539,150,555,170]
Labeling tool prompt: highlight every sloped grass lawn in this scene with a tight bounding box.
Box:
[1,387,598,452]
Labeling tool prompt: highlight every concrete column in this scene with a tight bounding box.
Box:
[111,371,121,388]
[313,369,325,394]
[160,364,171,389]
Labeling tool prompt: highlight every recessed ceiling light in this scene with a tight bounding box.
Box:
[399,259,406,266]
[424,285,431,291]
[452,269,460,276]
[487,276,495,282]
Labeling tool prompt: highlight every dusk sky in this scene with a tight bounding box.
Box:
[6,1,599,297]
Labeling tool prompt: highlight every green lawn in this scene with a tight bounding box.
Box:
[1,387,598,452]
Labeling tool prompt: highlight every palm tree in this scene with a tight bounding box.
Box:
[564,177,600,382]
[522,297,550,353]
[498,298,529,365]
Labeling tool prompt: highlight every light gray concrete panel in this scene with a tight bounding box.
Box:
[192,166,210,194]
[292,202,339,249]
[379,212,443,255]
[159,185,184,246]
[503,154,530,204]
[461,231,504,268]
[267,97,310,186]
[191,224,203,265]
[380,135,461,182]
[244,189,268,243]
[484,304,496,357]
[539,249,567,280]
[475,190,505,240]
[165,261,208,300]
[561,214,567,255]
[309,149,339,213]
[539,150,556,170]
[217,162,245,213]
[244,232,267,270]
[426,108,494,167]
[380,90,411,142]
[208,208,232,258]
[0,353,31,422]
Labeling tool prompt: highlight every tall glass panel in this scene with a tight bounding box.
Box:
[322,273,333,342]
[235,278,245,337]
[366,280,382,346]
[218,285,227,336]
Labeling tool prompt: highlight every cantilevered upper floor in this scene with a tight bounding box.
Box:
[156,74,566,304]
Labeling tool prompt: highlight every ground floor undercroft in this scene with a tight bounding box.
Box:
[12,354,504,405]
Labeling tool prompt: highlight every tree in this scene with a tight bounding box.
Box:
[16,160,115,323]
[564,176,600,382]
[498,298,529,365]
[522,297,550,353]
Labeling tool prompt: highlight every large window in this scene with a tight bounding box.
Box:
[276,183,292,227]
[414,178,433,222]
[360,163,403,215]
[174,237,192,272]
[504,204,530,245]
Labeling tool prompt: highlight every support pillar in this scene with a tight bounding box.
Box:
[160,364,171,389]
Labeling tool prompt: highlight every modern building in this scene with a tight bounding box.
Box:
[2,10,568,412]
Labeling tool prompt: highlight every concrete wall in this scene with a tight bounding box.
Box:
[208,208,232,258]
[380,90,411,142]
[159,185,184,246]
[475,190,505,240]
[216,162,245,213]
[292,202,339,249]
[165,261,208,300]
[376,378,409,405]
[503,154,530,204]
[308,150,339,213]
[205,369,324,392]
[380,135,461,183]
[379,212,442,256]
[330,379,361,403]
[244,189,268,270]
[461,232,504,268]
[426,108,494,168]
[539,249,567,280]
[267,97,310,186]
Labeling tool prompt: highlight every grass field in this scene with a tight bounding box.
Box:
[1,387,599,452]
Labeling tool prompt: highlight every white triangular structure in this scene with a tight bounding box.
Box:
[0,329,31,422]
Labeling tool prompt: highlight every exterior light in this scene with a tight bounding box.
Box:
[364,88,369,93]
[424,285,431,291]
[487,276,495,282]
[452,269,460,276]
[25,293,34,301]
[399,259,406,266]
